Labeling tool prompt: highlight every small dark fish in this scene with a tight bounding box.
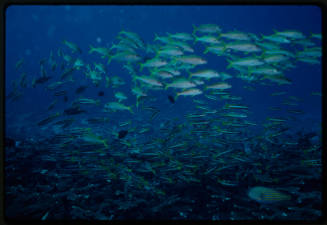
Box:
[35,75,52,85]
[75,85,88,94]
[37,112,61,126]
[118,130,128,139]
[54,90,67,96]
[47,100,58,111]
[5,137,16,148]
[64,106,86,115]
[64,96,68,102]
[54,118,75,128]
[39,58,47,66]
[98,91,104,96]
[168,95,175,104]
[88,117,109,124]
[60,68,74,80]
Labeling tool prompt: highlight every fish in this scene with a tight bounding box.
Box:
[118,30,145,49]
[114,92,128,102]
[224,104,248,109]
[274,29,305,39]
[224,42,261,53]
[87,117,110,124]
[297,57,320,64]
[263,54,289,64]
[193,24,221,34]
[168,95,175,104]
[140,58,168,71]
[157,46,184,57]
[194,35,221,44]
[227,57,265,69]
[94,63,106,74]
[46,81,70,91]
[104,102,133,113]
[33,75,53,86]
[5,137,16,148]
[60,68,75,81]
[37,112,61,126]
[190,69,220,79]
[296,47,321,58]
[74,98,100,106]
[220,31,251,41]
[311,33,322,39]
[176,88,202,98]
[47,100,58,111]
[98,91,104,96]
[173,55,207,66]
[206,82,232,90]
[167,32,193,41]
[88,45,110,56]
[54,118,75,128]
[153,70,174,79]
[248,186,291,204]
[118,130,128,139]
[262,75,292,85]
[165,78,196,89]
[75,85,88,94]
[271,91,287,96]
[63,40,82,54]
[223,112,248,118]
[108,51,142,64]
[64,105,86,115]
[19,73,28,88]
[203,45,225,55]
[15,58,24,70]
[54,90,67,96]
[134,75,163,87]
[73,58,84,70]
[262,34,291,43]
[80,132,108,148]
[311,92,322,96]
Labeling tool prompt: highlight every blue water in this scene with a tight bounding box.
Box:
[5,5,322,221]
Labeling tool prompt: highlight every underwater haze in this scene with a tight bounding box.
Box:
[5,5,322,220]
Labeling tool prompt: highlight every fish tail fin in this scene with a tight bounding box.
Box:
[154,33,159,41]
[107,55,113,65]
[103,139,108,148]
[192,24,197,36]
[132,75,137,83]
[128,107,134,114]
[136,97,139,108]
[193,35,198,45]
[88,45,94,54]
[139,63,144,71]
[226,59,233,69]
[164,84,169,90]
[248,67,253,76]
[31,79,36,88]
[260,75,267,81]
[170,57,178,66]
[203,47,209,54]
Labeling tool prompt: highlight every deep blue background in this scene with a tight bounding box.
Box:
[5,5,322,136]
